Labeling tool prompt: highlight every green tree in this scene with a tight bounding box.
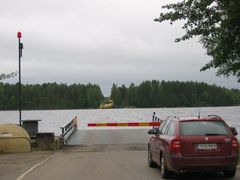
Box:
[110,84,122,107]
[136,81,152,107]
[150,80,161,107]
[126,83,137,107]
[119,85,127,106]
[154,0,240,80]
[86,84,103,108]
[0,83,5,109]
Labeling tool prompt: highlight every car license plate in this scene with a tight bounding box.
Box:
[197,144,217,150]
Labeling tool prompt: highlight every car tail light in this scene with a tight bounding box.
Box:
[231,137,239,154]
[170,138,181,152]
[232,138,238,148]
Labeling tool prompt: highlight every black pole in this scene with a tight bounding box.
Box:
[18,32,22,126]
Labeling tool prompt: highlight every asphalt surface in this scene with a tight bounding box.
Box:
[20,144,240,180]
[1,129,240,180]
[68,129,150,145]
[0,151,54,180]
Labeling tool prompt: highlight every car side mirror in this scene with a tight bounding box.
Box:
[148,128,159,135]
[230,127,238,136]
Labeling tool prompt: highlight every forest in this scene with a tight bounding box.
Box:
[0,80,240,110]
[0,83,103,110]
[110,80,240,108]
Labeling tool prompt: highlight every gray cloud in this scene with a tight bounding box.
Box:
[0,0,239,96]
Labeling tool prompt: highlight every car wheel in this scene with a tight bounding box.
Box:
[160,154,171,179]
[148,146,156,168]
[223,168,236,178]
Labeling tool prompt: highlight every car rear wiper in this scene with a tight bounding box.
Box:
[205,133,225,136]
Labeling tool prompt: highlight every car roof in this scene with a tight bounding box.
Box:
[170,115,223,122]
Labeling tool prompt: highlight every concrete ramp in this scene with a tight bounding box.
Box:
[68,129,151,145]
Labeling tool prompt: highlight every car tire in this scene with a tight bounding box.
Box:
[223,168,236,178]
[148,146,157,168]
[160,154,171,179]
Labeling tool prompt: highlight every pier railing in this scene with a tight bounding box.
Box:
[152,112,163,128]
[60,116,78,144]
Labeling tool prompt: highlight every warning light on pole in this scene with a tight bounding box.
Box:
[17,32,22,38]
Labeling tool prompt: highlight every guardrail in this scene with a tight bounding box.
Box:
[60,116,78,144]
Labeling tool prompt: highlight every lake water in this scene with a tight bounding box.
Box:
[0,106,239,137]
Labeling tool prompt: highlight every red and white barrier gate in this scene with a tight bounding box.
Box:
[88,122,160,127]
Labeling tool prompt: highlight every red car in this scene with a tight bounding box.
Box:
[148,115,239,178]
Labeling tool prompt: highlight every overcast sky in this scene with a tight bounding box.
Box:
[0,0,239,96]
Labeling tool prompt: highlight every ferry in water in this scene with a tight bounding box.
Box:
[100,99,113,109]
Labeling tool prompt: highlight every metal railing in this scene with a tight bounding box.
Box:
[60,116,78,144]
[152,112,163,128]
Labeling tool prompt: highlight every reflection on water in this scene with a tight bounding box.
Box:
[0,106,239,137]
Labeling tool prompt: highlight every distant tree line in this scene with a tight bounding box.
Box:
[0,81,240,110]
[110,80,240,108]
[0,82,103,110]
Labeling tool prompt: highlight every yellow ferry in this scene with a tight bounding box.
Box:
[100,100,113,109]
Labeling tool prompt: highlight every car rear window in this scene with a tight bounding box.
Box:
[180,121,230,136]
